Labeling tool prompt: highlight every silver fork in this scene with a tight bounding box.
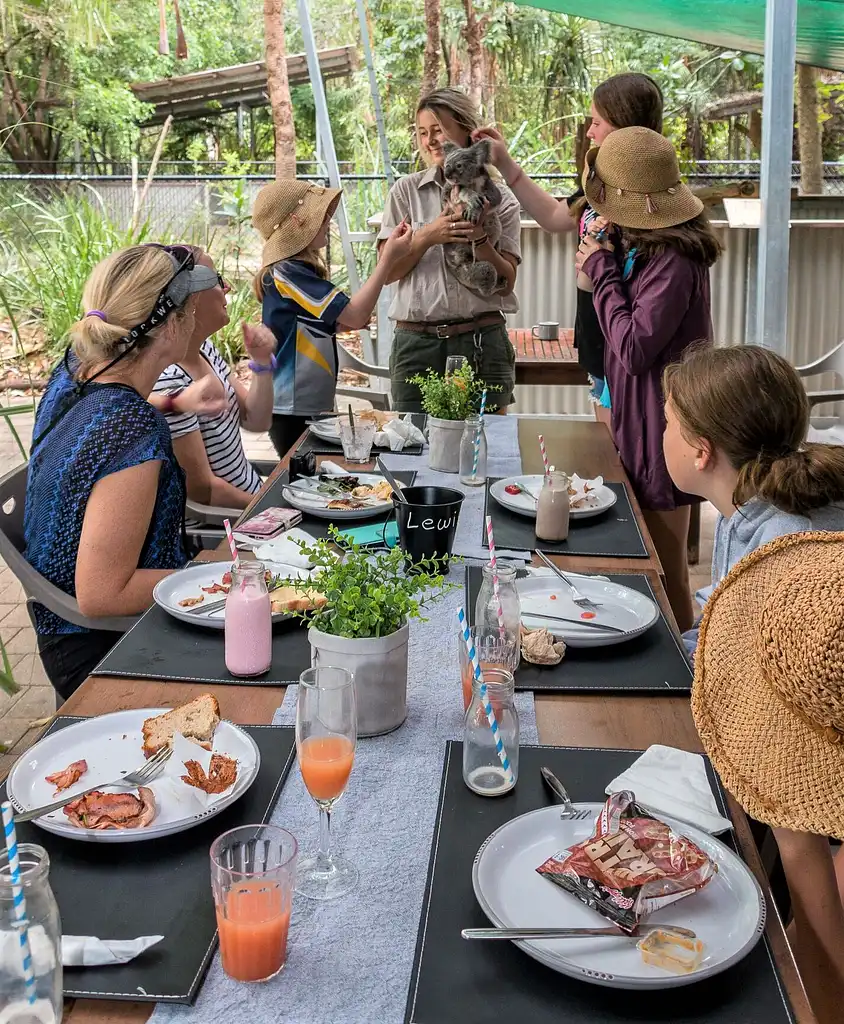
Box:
[14,746,173,823]
[534,550,603,610]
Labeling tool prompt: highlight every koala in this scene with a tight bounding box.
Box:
[441,139,508,297]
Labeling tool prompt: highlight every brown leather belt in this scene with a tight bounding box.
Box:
[395,313,505,339]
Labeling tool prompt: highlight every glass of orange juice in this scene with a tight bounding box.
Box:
[210,825,298,983]
[296,666,357,901]
[457,626,518,711]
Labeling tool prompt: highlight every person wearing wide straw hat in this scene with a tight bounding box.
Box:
[693,531,844,1022]
[575,126,722,633]
[252,178,412,457]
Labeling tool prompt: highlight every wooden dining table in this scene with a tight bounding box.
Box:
[52,418,812,1024]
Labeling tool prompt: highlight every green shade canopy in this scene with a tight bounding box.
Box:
[513,0,844,71]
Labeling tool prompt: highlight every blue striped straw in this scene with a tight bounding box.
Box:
[471,389,487,480]
[457,607,516,787]
[1,801,37,1005]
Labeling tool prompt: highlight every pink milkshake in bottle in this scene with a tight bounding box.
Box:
[225,562,272,677]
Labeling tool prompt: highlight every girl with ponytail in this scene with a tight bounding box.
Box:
[662,343,844,656]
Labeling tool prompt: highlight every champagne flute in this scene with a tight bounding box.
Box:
[295,666,357,900]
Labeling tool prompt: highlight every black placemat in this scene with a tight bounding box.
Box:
[5,718,295,1004]
[247,467,417,529]
[406,743,793,1024]
[483,480,648,558]
[466,566,693,694]
[294,413,427,457]
[90,604,311,685]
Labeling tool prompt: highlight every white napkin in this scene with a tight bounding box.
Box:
[374,414,426,452]
[568,473,603,509]
[605,744,733,834]
[317,460,347,475]
[253,527,316,568]
[0,926,162,976]
[156,732,246,814]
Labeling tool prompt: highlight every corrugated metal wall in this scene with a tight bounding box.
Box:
[509,219,844,415]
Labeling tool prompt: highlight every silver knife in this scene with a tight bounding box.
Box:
[522,610,627,634]
[462,924,696,941]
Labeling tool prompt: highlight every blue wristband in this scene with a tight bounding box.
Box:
[248,353,278,374]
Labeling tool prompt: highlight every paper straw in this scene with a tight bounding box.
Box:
[2,801,37,1006]
[457,608,516,787]
[222,519,239,566]
[471,388,487,480]
[538,434,550,480]
[485,515,506,637]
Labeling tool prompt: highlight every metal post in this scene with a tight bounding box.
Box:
[236,103,245,147]
[296,0,375,361]
[755,0,797,352]
[354,0,393,187]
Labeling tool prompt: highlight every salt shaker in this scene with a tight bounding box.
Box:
[535,470,570,542]
[459,414,488,487]
[463,668,519,796]
[0,843,62,1024]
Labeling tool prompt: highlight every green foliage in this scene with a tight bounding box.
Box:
[0,636,19,699]
[407,363,499,421]
[290,526,457,640]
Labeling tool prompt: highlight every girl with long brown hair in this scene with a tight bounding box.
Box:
[662,343,844,654]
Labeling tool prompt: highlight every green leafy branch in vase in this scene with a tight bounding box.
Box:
[407,363,500,421]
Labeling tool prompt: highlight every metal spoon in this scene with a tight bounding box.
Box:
[462,924,697,941]
[540,767,594,820]
[377,456,407,503]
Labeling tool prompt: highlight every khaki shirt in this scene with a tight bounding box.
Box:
[377,166,521,322]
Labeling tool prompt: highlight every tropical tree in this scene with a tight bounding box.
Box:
[263,0,296,176]
[421,0,441,97]
[797,65,823,194]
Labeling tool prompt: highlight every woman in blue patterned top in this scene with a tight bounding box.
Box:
[25,244,218,699]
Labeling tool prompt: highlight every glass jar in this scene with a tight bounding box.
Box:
[463,669,519,796]
[459,415,487,487]
[535,470,570,542]
[0,844,62,1024]
[225,561,272,678]
[475,561,521,669]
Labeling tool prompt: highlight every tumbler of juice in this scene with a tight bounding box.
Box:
[210,825,297,983]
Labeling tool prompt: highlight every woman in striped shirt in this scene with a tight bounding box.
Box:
[151,247,276,509]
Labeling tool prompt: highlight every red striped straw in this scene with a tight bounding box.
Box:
[223,518,240,566]
[538,434,550,480]
[485,515,506,636]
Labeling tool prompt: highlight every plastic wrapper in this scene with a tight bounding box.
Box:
[536,791,717,934]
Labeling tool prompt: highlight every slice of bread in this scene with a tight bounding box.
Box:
[142,694,221,759]
[270,586,327,614]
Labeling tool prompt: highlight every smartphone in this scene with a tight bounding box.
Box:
[338,521,399,548]
[237,507,302,539]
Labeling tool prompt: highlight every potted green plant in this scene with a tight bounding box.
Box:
[290,528,457,736]
[407,364,497,473]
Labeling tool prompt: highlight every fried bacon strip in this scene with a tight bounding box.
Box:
[181,754,238,795]
[63,788,156,830]
[45,759,88,795]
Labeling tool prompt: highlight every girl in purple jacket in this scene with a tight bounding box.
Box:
[576,127,722,632]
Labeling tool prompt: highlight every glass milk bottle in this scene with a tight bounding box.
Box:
[475,561,521,667]
[535,470,570,542]
[459,415,487,487]
[225,562,272,677]
[0,844,62,1024]
[463,669,519,796]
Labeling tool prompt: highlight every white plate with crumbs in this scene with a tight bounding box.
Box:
[490,475,617,520]
[472,804,765,989]
[8,709,260,843]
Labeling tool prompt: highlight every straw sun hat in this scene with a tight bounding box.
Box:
[583,126,703,230]
[252,179,342,270]
[693,531,844,839]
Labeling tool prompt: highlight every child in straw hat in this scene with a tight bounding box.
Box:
[252,179,412,457]
[574,126,722,633]
[662,344,844,660]
[693,531,844,1023]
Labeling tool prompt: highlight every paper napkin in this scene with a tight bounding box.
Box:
[605,744,733,834]
[0,926,162,975]
[568,474,603,509]
[374,414,426,451]
[253,526,317,568]
[158,731,245,814]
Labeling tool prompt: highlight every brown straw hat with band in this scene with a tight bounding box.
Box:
[583,126,703,230]
[253,179,342,271]
[692,531,844,839]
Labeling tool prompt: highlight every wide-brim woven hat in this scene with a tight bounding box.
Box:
[253,179,342,269]
[583,126,703,230]
[693,531,844,839]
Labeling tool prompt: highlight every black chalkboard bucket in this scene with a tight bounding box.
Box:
[392,486,465,571]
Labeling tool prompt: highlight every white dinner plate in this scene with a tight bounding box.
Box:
[307,417,342,443]
[153,561,304,630]
[8,709,261,844]
[490,475,617,520]
[517,569,658,647]
[473,803,765,990]
[281,472,399,521]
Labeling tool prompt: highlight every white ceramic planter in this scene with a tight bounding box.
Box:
[428,416,464,473]
[308,621,410,737]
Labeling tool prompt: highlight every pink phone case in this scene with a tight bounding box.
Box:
[237,507,301,537]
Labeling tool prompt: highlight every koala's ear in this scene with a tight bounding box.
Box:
[473,138,491,163]
[442,141,458,157]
